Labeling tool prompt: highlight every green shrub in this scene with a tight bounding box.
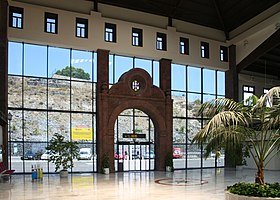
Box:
[227,182,280,198]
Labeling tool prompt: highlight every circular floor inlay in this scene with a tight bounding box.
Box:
[155,178,208,186]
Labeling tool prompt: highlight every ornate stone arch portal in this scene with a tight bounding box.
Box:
[96,50,173,173]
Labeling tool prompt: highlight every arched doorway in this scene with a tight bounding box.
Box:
[114,109,155,171]
[96,50,172,173]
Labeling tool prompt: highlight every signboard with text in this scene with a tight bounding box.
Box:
[123,133,146,139]
[71,128,93,141]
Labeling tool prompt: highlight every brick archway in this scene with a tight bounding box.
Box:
[96,49,173,172]
[96,50,172,173]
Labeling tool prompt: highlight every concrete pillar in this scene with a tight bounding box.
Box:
[225,45,238,101]
[225,45,239,167]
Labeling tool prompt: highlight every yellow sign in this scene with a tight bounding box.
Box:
[71,128,93,141]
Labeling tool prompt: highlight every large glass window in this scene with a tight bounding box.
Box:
[172,63,225,169]
[8,42,97,174]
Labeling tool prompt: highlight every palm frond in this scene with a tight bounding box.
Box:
[257,86,280,107]
[263,104,280,130]
[198,98,243,117]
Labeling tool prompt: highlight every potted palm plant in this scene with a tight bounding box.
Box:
[192,86,280,199]
[102,153,110,174]
[46,133,79,178]
[165,152,174,172]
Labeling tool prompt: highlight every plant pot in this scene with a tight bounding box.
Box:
[166,166,172,172]
[103,168,109,175]
[225,191,280,200]
[59,170,68,178]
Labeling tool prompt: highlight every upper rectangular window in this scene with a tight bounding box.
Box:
[201,42,209,58]
[45,12,58,34]
[220,46,228,62]
[132,28,143,47]
[9,6,23,29]
[180,37,189,55]
[105,23,116,42]
[243,85,255,106]
[156,32,167,51]
[76,18,88,38]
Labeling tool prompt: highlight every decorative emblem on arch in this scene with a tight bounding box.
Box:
[109,68,164,98]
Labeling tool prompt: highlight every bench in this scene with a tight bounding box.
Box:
[0,162,15,181]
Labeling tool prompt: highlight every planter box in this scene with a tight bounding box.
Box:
[103,168,109,175]
[225,191,280,200]
[59,170,68,178]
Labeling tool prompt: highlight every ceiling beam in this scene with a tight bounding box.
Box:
[94,0,98,12]
[212,0,229,40]
[236,28,280,73]
[171,0,182,17]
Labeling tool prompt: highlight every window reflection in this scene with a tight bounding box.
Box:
[153,61,159,87]
[217,71,225,95]
[8,42,23,75]
[8,76,22,108]
[115,55,133,83]
[24,111,47,141]
[71,50,93,80]
[203,69,215,94]
[24,77,47,109]
[71,81,92,112]
[48,112,70,141]
[188,66,201,92]
[9,110,23,141]
[187,93,201,117]
[135,58,152,75]
[48,47,70,78]
[48,79,70,110]
[24,44,47,77]
[172,64,186,91]
[172,91,186,117]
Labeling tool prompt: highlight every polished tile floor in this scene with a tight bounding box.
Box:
[0,168,279,200]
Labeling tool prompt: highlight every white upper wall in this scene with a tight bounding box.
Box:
[8,0,280,72]
[8,0,229,71]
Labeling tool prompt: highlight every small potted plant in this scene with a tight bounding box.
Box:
[165,153,174,172]
[102,153,110,175]
[46,133,79,178]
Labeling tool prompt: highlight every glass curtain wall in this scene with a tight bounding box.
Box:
[8,42,225,173]
[8,41,97,173]
[172,64,225,169]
